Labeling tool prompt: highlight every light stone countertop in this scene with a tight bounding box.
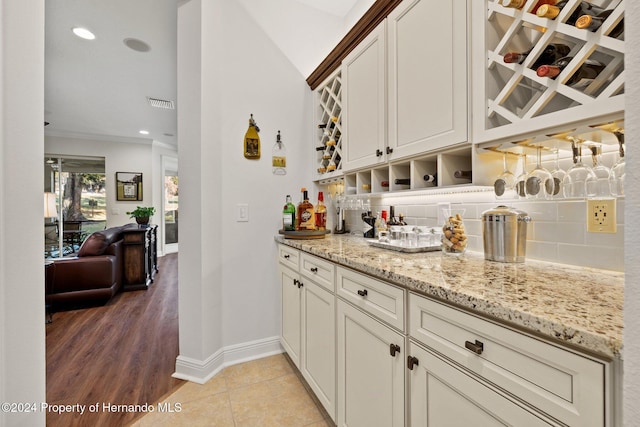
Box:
[275,234,624,360]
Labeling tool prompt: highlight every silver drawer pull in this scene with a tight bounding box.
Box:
[465,340,484,355]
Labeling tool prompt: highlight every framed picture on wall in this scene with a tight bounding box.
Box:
[116,172,143,201]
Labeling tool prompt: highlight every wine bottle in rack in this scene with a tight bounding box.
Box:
[536,56,606,89]
[381,181,390,187]
[575,10,624,38]
[394,178,411,185]
[536,2,603,26]
[502,0,557,12]
[423,174,437,185]
[315,146,326,151]
[453,170,472,180]
[503,43,571,69]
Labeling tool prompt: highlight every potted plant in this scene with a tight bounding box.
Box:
[126,206,156,225]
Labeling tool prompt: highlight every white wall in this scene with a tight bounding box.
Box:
[0,0,46,425]
[45,135,176,231]
[175,0,312,382]
[624,2,640,424]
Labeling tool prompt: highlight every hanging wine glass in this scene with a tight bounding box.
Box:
[525,146,554,199]
[515,154,528,199]
[608,128,625,197]
[562,138,596,199]
[549,147,567,198]
[585,144,611,198]
[494,152,517,199]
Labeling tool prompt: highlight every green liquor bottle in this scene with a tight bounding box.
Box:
[282,195,296,231]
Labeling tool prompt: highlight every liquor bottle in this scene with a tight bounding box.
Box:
[536,1,603,26]
[282,195,296,231]
[272,130,286,175]
[503,43,571,69]
[244,114,260,159]
[454,170,473,180]
[575,9,624,38]
[387,206,400,227]
[394,178,411,185]
[536,56,606,88]
[423,174,438,185]
[297,189,315,231]
[362,211,375,238]
[315,192,327,231]
[398,213,407,226]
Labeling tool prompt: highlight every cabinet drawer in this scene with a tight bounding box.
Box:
[337,266,405,331]
[409,293,606,427]
[300,253,334,292]
[278,244,299,270]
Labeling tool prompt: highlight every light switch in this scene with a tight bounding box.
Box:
[237,203,249,222]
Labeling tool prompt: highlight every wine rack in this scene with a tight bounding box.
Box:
[473,0,625,144]
[315,69,343,180]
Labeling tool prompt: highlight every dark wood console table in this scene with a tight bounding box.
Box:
[122,224,158,291]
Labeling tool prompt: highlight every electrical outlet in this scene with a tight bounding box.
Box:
[587,199,616,233]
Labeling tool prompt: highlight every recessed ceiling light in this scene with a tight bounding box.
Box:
[72,27,96,40]
[139,130,150,135]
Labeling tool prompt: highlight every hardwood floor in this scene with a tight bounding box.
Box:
[46,253,184,427]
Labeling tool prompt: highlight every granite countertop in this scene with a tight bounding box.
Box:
[275,234,624,360]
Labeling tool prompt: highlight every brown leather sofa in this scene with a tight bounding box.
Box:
[46,224,137,310]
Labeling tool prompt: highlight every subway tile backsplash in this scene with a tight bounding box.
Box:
[342,191,624,272]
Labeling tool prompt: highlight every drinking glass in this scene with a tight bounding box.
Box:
[585,144,611,198]
[494,152,517,199]
[515,155,528,199]
[525,146,554,199]
[562,138,596,199]
[549,147,567,198]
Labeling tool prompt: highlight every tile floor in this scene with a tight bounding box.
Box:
[130,353,333,427]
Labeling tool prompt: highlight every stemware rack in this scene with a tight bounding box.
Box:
[474,0,625,143]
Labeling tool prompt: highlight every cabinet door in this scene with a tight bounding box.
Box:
[387,0,468,160]
[337,299,404,427]
[342,21,387,172]
[280,265,301,368]
[408,341,558,426]
[302,281,336,421]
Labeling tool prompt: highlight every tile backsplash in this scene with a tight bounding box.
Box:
[340,189,624,272]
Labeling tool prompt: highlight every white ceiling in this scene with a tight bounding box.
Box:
[44,0,363,148]
[45,0,178,146]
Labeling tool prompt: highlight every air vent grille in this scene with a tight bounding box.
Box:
[147,97,175,110]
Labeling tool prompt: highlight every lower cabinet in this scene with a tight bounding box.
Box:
[280,264,301,367]
[408,340,558,426]
[336,299,404,427]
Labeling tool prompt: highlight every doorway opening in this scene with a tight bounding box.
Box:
[163,156,178,254]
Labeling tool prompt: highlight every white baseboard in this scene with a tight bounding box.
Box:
[172,336,283,384]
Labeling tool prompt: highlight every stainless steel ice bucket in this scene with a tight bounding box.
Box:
[482,205,531,263]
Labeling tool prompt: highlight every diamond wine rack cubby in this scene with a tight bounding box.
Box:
[473,0,624,144]
[315,70,343,181]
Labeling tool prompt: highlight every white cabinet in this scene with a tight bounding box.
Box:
[336,299,404,427]
[280,264,301,367]
[387,0,468,160]
[408,341,558,426]
[342,22,387,171]
[301,279,336,420]
[278,245,336,421]
[409,292,611,427]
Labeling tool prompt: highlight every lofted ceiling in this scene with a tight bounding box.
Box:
[44,0,363,148]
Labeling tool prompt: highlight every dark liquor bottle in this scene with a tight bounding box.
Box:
[394,178,411,185]
[296,189,315,231]
[503,43,571,70]
[575,9,624,38]
[536,1,603,26]
[536,56,606,88]
[423,174,437,185]
[454,170,472,180]
[387,206,400,227]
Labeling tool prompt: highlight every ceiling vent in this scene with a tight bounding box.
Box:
[147,97,175,110]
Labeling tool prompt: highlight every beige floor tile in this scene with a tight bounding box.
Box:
[224,354,293,390]
[163,374,228,404]
[133,392,235,427]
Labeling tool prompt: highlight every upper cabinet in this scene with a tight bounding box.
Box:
[342,0,469,173]
[342,23,387,172]
[471,0,625,144]
[387,0,468,160]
